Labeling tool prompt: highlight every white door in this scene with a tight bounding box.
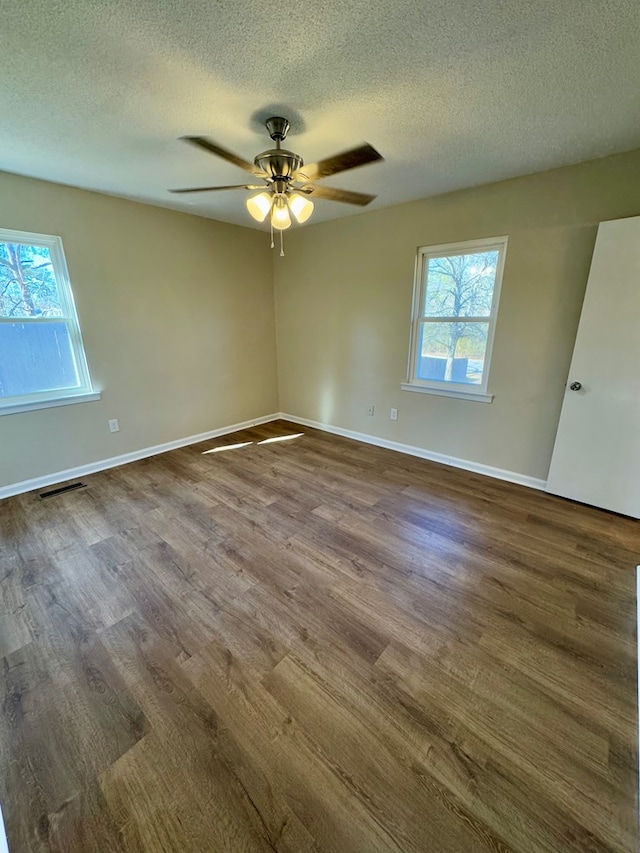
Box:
[546,215,640,518]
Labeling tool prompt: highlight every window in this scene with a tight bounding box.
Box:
[0,229,98,415]
[402,236,507,403]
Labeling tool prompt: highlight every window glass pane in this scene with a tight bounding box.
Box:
[423,250,499,318]
[0,322,79,397]
[0,243,63,319]
[417,321,489,385]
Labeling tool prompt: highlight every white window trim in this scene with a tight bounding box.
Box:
[403,235,508,403]
[0,228,99,416]
[0,390,101,417]
[400,382,494,403]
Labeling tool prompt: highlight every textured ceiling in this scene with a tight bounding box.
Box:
[1,0,639,228]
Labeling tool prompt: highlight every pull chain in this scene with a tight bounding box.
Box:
[270,218,274,249]
[280,230,285,257]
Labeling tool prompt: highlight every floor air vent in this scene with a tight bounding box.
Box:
[39,482,87,500]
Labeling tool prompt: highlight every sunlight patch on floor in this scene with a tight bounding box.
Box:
[202,441,253,455]
[257,433,304,445]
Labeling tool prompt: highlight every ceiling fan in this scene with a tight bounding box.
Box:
[170,116,384,252]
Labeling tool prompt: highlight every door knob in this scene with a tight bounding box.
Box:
[569,381,582,391]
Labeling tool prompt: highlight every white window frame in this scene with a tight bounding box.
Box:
[0,228,99,416]
[402,235,508,403]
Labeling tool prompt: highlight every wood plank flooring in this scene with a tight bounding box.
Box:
[0,419,637,852]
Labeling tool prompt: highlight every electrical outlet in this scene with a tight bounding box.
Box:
[390,408,398,421]
[108,418,120,433]
[367,404,375,416]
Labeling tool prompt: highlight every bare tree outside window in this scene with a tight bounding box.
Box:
[0,244,62,319]
[0,231,94,407]
[406,237,507,400]
[422,251,498,382]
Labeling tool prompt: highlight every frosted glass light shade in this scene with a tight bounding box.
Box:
[288,193,314,223]
[246,192,272,222]
[271,197,291,230]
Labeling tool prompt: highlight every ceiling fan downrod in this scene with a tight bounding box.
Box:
[254,117,303,183]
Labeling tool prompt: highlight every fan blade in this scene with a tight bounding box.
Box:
[181,136,266,177]
[294,143,383,182]
[300,184,376,206]
[169,184,267,194]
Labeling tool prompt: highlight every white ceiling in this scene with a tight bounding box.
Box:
[1,0,639,229]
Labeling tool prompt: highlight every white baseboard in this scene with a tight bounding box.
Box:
[1,409,547,500]
[0,413,280,500]
[278,412,547,491]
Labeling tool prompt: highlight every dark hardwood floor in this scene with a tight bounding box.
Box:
[0,419,637,852]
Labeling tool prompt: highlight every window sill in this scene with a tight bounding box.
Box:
[0,391,101,416]
[401,382,493,403]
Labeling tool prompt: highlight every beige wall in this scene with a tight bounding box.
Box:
[0,171,278,490]
[274,149,640,481]
[3,148,640,492]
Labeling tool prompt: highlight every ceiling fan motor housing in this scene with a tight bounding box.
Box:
[255,149,303,182]
[172,115,382,210]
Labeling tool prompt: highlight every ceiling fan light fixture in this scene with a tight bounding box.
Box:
[271,196,292,230]
[173,118,383,253]
[288,192,314,223]
[246,192,272,222]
